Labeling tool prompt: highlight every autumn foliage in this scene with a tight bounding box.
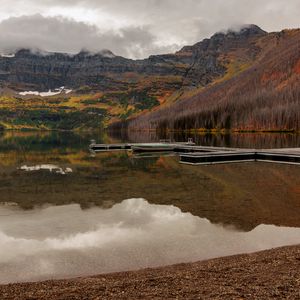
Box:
[114,29,300,132]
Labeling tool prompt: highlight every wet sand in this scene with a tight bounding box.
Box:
[1,245,299,299]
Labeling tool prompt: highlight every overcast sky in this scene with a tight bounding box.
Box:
[0,0,299,58]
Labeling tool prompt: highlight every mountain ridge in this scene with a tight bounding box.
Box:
[0,24,267,91]
[0,25,299,131]
[121,28,300,132]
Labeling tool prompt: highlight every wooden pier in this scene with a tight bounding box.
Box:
[89,142,239,153]
[90,143,132,151]
[89,141,300,166]
[180,149,300,165]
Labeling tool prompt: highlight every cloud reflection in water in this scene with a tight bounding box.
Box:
[0,198,300,284]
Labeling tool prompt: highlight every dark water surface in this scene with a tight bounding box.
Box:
[0,131,300,283]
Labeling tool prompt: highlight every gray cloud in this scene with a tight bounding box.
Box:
[0,15,178,58]
[0,0,299,58]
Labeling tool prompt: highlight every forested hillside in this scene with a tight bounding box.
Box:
[118,29,300,132]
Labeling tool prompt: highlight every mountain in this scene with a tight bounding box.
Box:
[115,26,300,132]
[0,25,266,91]
[0,25,299,131]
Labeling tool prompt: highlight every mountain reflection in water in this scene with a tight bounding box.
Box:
[1,198,300,284]
[0,131,300,232]
[0,131,300,284]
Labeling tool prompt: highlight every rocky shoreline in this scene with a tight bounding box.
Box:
[1,245,300,299]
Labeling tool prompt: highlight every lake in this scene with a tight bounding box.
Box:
[0,130,300,283]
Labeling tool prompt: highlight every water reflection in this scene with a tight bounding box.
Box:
[1,130,300,150]
[0,199,300,284]
[0,131,300,231]
[0,130,300,284]
[111,130,300,149]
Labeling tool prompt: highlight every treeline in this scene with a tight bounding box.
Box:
[114,30,300,132]
[0,108,106,130]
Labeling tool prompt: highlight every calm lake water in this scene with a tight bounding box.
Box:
[0,131,300,283]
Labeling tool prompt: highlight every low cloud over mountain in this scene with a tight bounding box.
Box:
[0,15,177,58]
[0,0,299,58]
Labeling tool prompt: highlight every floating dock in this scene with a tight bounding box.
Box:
[89,141,300,166]
[180,149,300,165]
[89,141,239,153]
[90,143,132,151]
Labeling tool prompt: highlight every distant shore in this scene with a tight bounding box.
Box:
[1,127,300,133]
[1,245,299,299]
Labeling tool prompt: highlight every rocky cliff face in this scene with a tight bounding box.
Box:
[0,25,267,91]
[177,25,267,86]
